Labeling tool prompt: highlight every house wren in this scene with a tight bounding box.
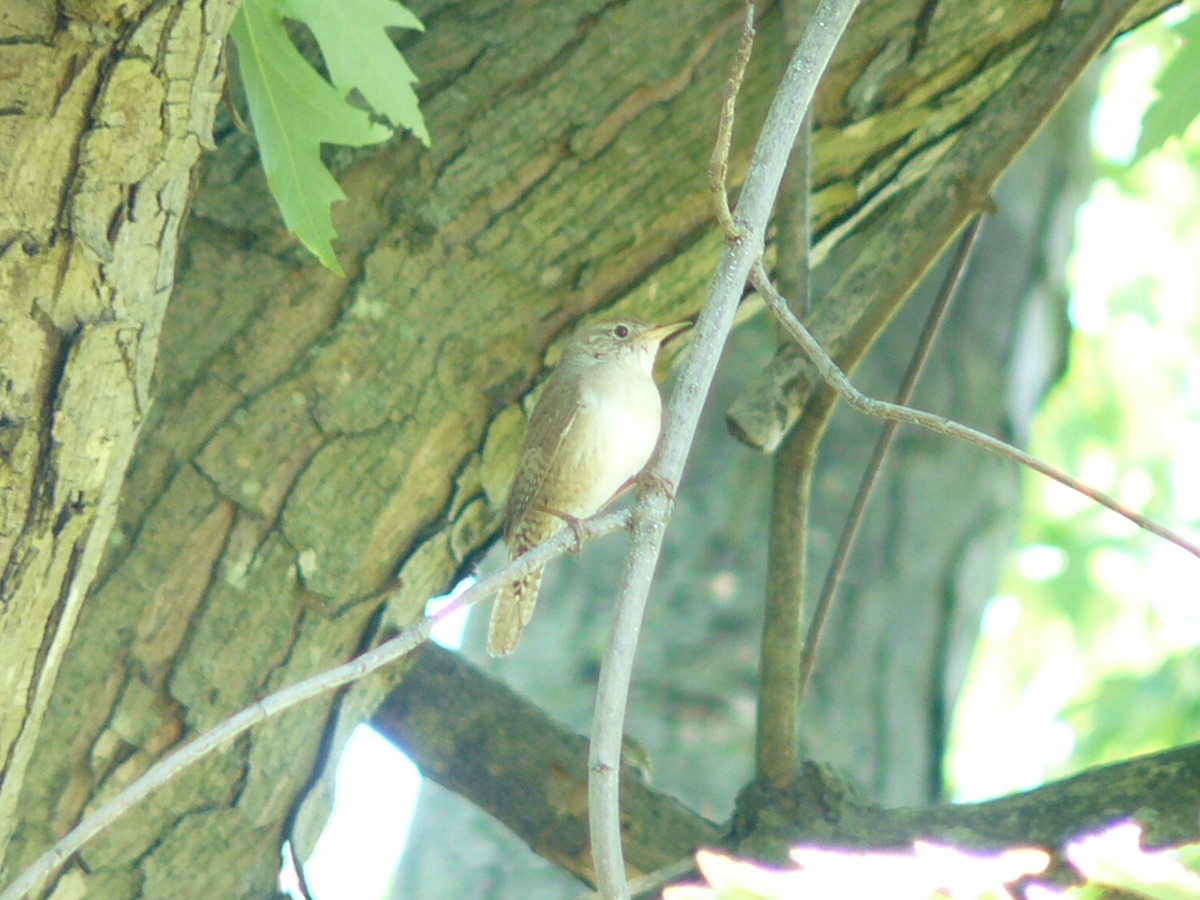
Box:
[487,318,689,656]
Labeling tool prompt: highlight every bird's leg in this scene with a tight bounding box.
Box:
[535,505,587,554]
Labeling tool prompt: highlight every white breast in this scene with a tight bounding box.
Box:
[555,361,663,516]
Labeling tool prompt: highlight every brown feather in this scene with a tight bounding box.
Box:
[489,381,580,656]
[486,318,688,656]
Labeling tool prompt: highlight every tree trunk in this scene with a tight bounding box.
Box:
[0,0,236,880]
[0,0,1167,896]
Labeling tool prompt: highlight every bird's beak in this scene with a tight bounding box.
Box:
[646,320,692,347]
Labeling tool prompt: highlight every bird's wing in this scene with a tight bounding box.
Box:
[504,375,581,546]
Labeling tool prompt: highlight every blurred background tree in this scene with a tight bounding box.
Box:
[950,4,1200,800]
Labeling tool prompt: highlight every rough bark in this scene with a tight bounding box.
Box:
[380,645,1200,891]
[0,0,1174,897]
[0,0,235,878]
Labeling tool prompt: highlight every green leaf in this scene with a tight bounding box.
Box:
[229,0,427,274]
[282,0,430,146]
[1135,13,1200,162]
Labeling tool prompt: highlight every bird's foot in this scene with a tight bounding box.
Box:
[536,505,587,553]
[630,471,676,503]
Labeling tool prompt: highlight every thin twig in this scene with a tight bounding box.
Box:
[752,259,1200,562]
[0,510,632,900]
[586,2,863,898]
[726,0,1142,453]
[709,0,755,239]
[797,214,985,705]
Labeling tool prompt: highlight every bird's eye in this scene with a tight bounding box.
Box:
[614,324,630,338]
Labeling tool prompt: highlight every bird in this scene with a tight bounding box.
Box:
[487,318,689,656]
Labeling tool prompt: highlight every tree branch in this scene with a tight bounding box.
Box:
[709,0,755,240]
[797,214,986,705]
[372,643,721,889]
[587,1,863,895]
[729,744,1200,878]
[727,0,1146,452]
[751,262,1200,561]
[758,416,823,787]
[754,0,822,792]
[373,642,1200,892]
[0,510,632,900]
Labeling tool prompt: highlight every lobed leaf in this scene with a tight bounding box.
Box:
[282,0,430,145]
[230,0,428,274]
[1134,12,1200,162]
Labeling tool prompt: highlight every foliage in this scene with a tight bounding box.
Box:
[1135,9,1200,162]
[948,7,1200,801]
[664,825,1200,900]
[229,0,429,275]
[1065,651,1200,765]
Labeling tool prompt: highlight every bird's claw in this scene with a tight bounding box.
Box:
[638,472,677,503]
[537,505,587,554]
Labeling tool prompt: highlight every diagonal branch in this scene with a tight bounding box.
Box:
[372,643,721,887]
[586,1,864,896]
[751,261,1200,561]
[0,510,632,900]
[797,214,986,705]
[372,641,1200,893]
[727,0,1147,453]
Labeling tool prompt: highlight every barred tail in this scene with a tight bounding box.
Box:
[487,564,545,656]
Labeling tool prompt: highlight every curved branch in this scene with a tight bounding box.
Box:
[0,510,632,900]
[752,261,1200,561]
[587,1,864,896]
[727,0,1148,452]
